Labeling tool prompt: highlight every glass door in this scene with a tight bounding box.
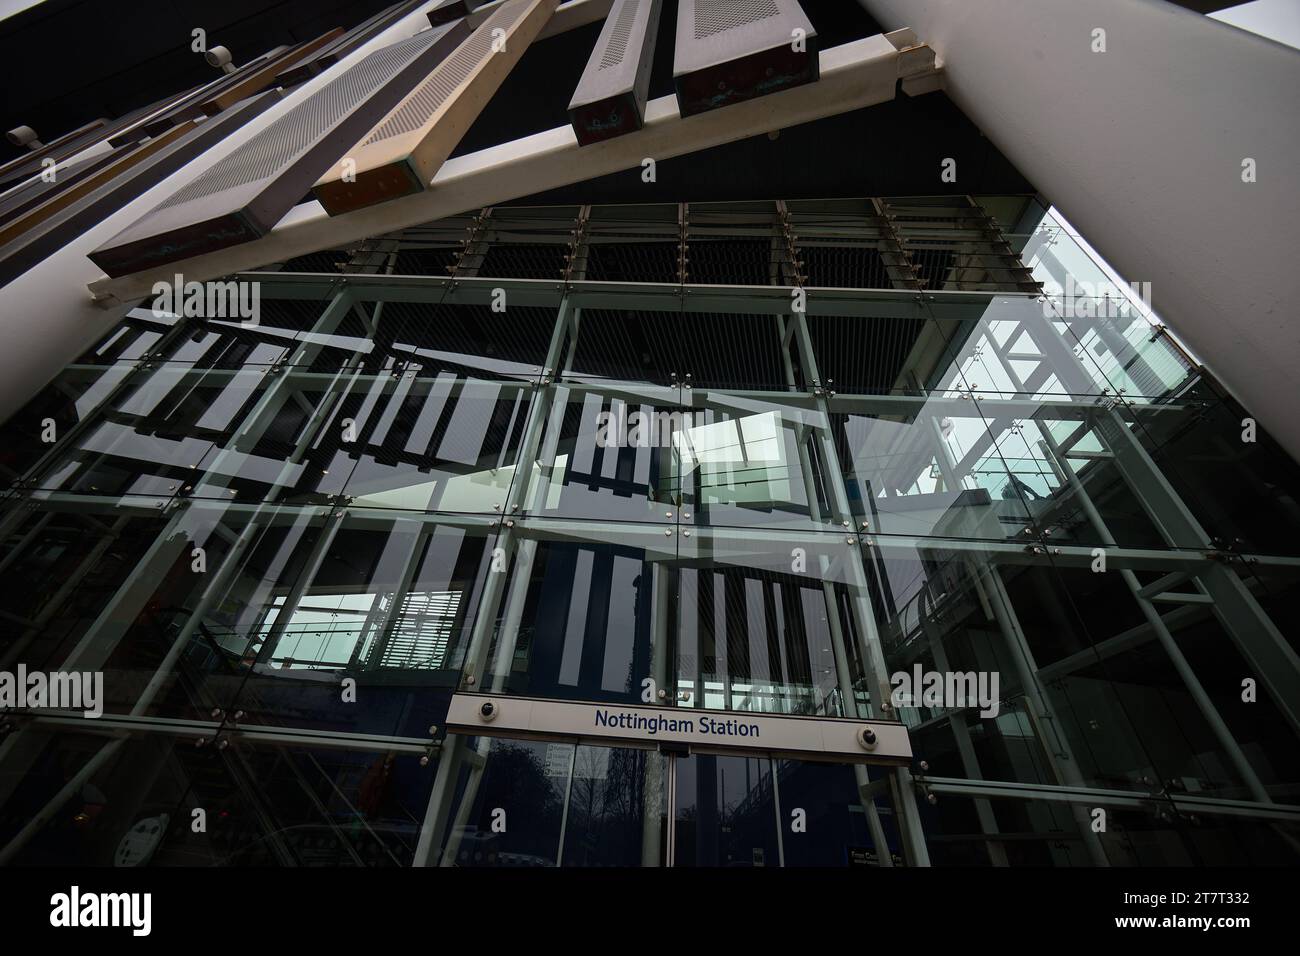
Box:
[669,752,783,867]
[437,738,902,867]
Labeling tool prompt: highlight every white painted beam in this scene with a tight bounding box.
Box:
[86,35,923,306]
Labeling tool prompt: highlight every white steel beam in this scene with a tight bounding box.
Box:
[87,34,934,305]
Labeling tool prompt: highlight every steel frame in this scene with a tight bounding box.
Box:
[4,197,1299,867]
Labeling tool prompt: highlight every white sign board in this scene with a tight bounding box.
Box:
[446,693,912,764]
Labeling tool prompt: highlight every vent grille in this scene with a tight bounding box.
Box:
[694,0,781,39]
[599,0,641,69]
[157,31,441,207]
[365,3,528,144]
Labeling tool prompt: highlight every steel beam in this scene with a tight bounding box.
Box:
[88,34,935,305]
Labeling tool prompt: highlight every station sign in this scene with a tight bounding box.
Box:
[446,693,912,764]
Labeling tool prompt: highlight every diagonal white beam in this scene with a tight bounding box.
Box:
[88,34,935,305]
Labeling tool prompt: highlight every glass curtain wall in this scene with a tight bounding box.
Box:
[1,197,1298,867]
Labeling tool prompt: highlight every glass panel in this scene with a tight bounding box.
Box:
[1050,553,1300,807]
[680,391,837,532]
[303,299,556,383]
[566,306,791,392]
[1161,806,1300,865]
[526,380,683,523]
[0,731,435,867]
[223,512,496,737]
[1119,387,1300,557]
[672,753,781,867]
[477,518,675,706]
[917,791,1144,866]
[1,500,498,731]
[811,299,1039,541]
[324,373,533,515]
[437,737,566,867]
[775,759,899,866]
[932,294,1115,402]
[675,527,873,717]
[2,314,160,489]
[1046,297,1194,401]
[868,536,1166,796]
[1,500,262,722]
[831,395,1030,541]
[560,744,667,867]
[806,297,961,397]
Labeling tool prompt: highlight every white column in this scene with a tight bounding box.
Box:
[861,0,1300,457]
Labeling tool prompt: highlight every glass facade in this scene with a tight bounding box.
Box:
[2,196,1298,867]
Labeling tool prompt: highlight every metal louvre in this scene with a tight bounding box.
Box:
[0,97,208,216]
[568,0,662,146]
[685,201,785,285]
[104,86,212,149]
[387,211,484,276]
[276,0,432,89]
[119,44,302,146]
[0,93,282,289]
[783,198,921,291]
[673,0,818,117]
[0,119,109,192]
[246,196,1038,297]
[313,0,558,216]
[0,150,125,228]
[88,22,474,279]
[880,197,1043,293]
[580,203,681,283]
[0,124,195,249]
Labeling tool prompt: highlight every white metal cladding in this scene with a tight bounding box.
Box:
[161,31,456,202]
[446,693,913,763]
[674,0,815,75]
[276,0,434,88]
[600,0,641,69]
[92,22,468,263]
[694,0,781,38]
[0,93,282,288]
[568,0,661,116]
[363,0,540,144]
[314,0,557,207]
